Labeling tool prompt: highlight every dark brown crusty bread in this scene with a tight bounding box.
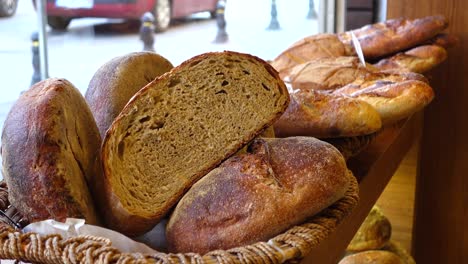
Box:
[166,137,352,254]
[271,34,347,76]
[339,250,404,264]
[85,52,173,138]
[374,45,447,73]
[347,206,392,252]
[338,15,448,59]
[332,72,434,125]
[1,78,100,225]
[273,89,382,138]
[100,51,290,236]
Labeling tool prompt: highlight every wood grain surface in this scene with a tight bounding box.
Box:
[387,2,468,263]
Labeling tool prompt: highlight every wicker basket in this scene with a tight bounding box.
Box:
[0,174,358,264]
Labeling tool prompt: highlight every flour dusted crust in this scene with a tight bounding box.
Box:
[99,51,290,236]
[166,137,352,254]
[1,78,101,224]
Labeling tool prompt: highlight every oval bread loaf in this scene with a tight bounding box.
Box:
[166,137,352,254]
[99,51,290,236]
[339,250,404,264]
[85,52,173,138]
[1,78,101,224]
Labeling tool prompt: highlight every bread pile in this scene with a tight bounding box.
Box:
[271,15,455,155]
[339,206,416,264]
[0,15,452,256]
[0,51,353,254]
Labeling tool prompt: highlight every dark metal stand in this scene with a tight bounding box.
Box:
[267,0,280,30]
[213,0,228,43]
[307,0,318,19]
[140,12,156,52]
[30,32,41,87]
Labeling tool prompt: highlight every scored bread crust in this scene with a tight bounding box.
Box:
[332,75,434,125]
[85,52,173,138]
[273,89,382,138]
[285,56,374,90]
[338,15,448,59]
[373,45,447,73]
[271,34,347,76]
[1,78,101,224]
[166,137,352,254]
[100,51,290,236]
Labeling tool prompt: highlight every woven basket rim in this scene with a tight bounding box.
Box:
[0,173,358,264]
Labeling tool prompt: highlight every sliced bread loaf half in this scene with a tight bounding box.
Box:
[99,51,290,235]
[85,52,173,138]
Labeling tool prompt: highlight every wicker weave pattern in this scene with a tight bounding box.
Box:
[0,176,358,264]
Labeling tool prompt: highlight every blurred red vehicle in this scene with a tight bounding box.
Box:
[35,0,219,31]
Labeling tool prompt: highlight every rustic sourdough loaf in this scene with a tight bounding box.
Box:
[1,78,100,224]
[166,137,352,254]
[339,250,404,264]
[85,52,173,138]
[100,51,290,236]
[347,206,392,252]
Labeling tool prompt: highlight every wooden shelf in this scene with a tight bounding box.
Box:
[300,118,417,264]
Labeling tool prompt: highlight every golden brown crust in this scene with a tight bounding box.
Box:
[339,250,404,264]
[339,15,448,59]
[99,51,290,236]
[347,206,392,252]
[332,73,434,125]
[285,56,372,90]
[271,34,347,76]
[273,89,382,138]
[85,52,173,138]
[382,241,416,264]
[424,33,459,49]
[166,137,351,254]
[1,78,101,225]
[374,45,447,73]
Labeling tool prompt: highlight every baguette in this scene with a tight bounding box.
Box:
[85,52,173,138]
[374,45,447,73]
[273,89,382,138]
[338,15,448,59]
[1,78,100,224]
[332,73,434,125]
[99,51,290,236]
[166,137,352,253]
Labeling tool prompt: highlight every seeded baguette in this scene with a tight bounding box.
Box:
[100,51,290,236]
[85,52,173,138]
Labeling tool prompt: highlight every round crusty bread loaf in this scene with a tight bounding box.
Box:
[166,137,352,254]
[1,78,100,224]
[347,206,392,252]
[339,250,404,264]
[99,51,290,236]
[85,52,173,138]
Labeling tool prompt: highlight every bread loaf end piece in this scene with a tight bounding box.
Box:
[85,52,173,138]
[166,137,351,254]
[100,51,290,236]
[1,78,101,224]
[339,250,404,264]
